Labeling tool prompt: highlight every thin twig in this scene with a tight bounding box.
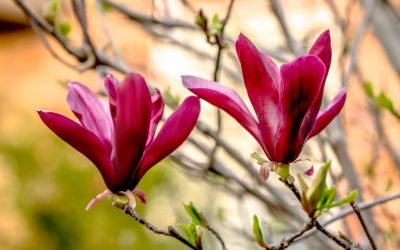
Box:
[13,0,131,73]
[13,0,86,60]
[268,0,302,56]
[350,202,377,250]
[268,218,316,250]
[206,224,228,250]
[205,0,236,171]
[296,192,400,242]
[95,0,124,62]
[102,0,289,62]
[101,0,196,29]
[114,203,198,250]
[26,16,77,70]
[342,0,378,87]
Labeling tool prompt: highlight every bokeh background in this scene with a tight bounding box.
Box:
[1,0,400,249]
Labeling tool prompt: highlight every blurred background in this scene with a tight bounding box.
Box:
[1,0,400,249]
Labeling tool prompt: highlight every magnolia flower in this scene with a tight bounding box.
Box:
[183,30,345,164]
[38,73,200,208]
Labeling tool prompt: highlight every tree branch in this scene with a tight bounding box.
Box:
[114,203,198,250]
[350,202,377,250]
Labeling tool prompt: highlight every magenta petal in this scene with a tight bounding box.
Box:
[308,88,347,138]
[104,74,118,121]
[133,189,147,204]
[182,75,270,157]
[276,55,326,163]
[307,30,332,126]
[146,89,165,147]
[67,82,114,153]
[308,30,332,81]
[235,34,281,158]
[114,73,152,185]
[131,96,200,186]
[37,110,118,190]
[308,30,332,79]
[104,74,118,102]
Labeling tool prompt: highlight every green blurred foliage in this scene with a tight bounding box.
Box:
[0,109,186,250]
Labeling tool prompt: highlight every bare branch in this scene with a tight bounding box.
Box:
[297,192,400,242]
[268,0,302,55]
[101,0,196,29]
[342,0,378,87]
[350,202,377,250]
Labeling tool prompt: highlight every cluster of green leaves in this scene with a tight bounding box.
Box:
[181,202,209,248]
[363,81,400,119]
[42,0,71,36]
[195,10,227,47]
[298,161,358,216]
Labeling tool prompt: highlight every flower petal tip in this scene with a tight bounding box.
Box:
[133,189,147,204]
[304,165,314,176]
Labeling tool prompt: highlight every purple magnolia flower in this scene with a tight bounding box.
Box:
[37,73,200,207]
[183,30,345,164]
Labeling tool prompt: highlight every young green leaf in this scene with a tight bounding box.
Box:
[99,1,112,13]
[297,173,309,193]
[317,186,336,211]
[194,9,207,29]
[181,222,198,246]
[42,0,60,24]
[376,92,394,111]
[327,189,358,208]
[305,161,331,210]
[363,81,374,98]
[252,215,267,248]
[184,202,207,227]
[55,21,71,37]
[209,14,223,36]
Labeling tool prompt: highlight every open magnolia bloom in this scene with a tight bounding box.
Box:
[37,73,200,209]
[183,30,346,164]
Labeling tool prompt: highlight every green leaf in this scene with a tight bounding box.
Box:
[363,81,400,119]
[55,21,71,37]
[317,186,336,211]
[252,215,267,248]
[306,161,331,210]
[181,222,198,246]
[99,1,112,13]
[42,0,60,23]
[194,9,207,29]
[385,178,394,192]
[209,13,223,36]
[376,92,394,112]
[184,202,207,227]
[327,189,358,208]
[297,173,309,193]
[363,81,374,98]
